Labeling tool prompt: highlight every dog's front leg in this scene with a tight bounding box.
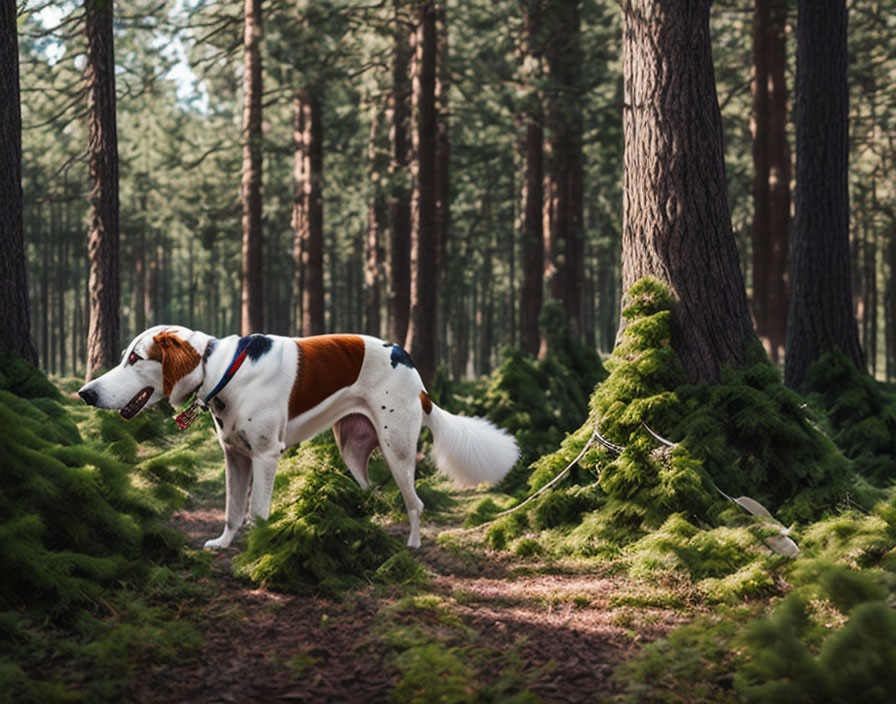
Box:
[248,449,281,523]
[204,449,252,549]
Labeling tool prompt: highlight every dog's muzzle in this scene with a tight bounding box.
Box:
[119,386,154,420]
[78,388,99,406]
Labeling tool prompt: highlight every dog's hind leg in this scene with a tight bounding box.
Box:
[377,411,425,548]
[205,449,251,549]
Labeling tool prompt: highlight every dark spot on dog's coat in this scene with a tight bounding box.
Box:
[384,343,415,369]
[238,334,273,361]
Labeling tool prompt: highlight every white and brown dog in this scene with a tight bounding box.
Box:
[78,326,518,548]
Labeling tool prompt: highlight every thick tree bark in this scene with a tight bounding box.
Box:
[519,0,544,358]
[295,90,325,337]
[240,0,264,335]
[404,1,438,383]
[0,0,35,363]
[621,0,755,383]
[543,0,585,340]
[85,0,121,379]
[388,2,412,345]
[785,0,864,389]
[751,0,790,364]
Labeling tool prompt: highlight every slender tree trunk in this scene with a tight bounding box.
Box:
[543,0,585,339]
[291,93,306,335]
[751,0,790,364]
[85,0,121,378]
[621,0,755,383]
[365,104,387,337]
[240,0,264,335]
[0,0,34,363]
[435,3,450,368]
[785,0,864,389]
[296,90,325,337]
[404,1,438,383]
[519,0,545,357]
[388,2,412,345]
[886,229,896,381]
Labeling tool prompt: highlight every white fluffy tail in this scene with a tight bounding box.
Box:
[423,404,519,488]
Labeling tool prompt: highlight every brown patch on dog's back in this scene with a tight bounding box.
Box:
[148,332,201,396]
[289,335,366,418]
[419,390,433,415]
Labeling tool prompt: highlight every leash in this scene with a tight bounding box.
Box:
[174,337,252,430]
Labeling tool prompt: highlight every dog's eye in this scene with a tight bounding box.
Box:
[128,352,142,365]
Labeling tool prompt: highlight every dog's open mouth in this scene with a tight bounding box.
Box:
[120,386,154,420]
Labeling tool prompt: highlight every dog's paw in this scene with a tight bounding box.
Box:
[203,536,231,550]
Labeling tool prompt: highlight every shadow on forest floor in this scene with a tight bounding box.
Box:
[130,492,692,703]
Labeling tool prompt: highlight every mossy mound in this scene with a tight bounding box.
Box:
[486,278,857,593]
[0,358,181,619]
[615,508,896,703]
[805,347,896,486]
[233,441,424,597]
[0,352,199,700]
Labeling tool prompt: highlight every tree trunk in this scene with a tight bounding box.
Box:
[404,1,438,384]
[435,3,450,368]
[519,0,544,358]
[543,0,585,340]
[85,0,121,379]
[0,0,34,364]
[785,0,864,389]
[621,0,755,383]
[295,90,325,337]
[751,0,790,364]
[388,1,413,345]
[240,0,264,335]
[365,104,387,338]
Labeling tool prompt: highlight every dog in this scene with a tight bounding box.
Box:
[78,325,519,548]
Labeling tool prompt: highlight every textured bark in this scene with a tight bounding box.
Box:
[404,1,438,384]
[751,0,790,364]
[240,0,264,335]
[519,0,544,358]
[85,0,121,379]
[543,0,585,339]
[295,91,325,337]
[0,0,35,363]
[622,0,755,382]
[388,2,412,345]
[785,0,864,389]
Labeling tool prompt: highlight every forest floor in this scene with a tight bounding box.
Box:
[128,488,695,703]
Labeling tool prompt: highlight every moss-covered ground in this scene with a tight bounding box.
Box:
[4,284,896,702]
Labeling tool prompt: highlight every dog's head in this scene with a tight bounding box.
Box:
[78,326,209,419]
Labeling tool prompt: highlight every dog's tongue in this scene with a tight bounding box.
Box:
[120,386,154,420]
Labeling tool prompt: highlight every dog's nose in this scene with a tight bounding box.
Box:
[78,388,99,406]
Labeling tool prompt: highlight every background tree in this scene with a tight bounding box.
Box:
[388,0,413,346]
[518,0,545,358]
[751,0,790,364]
[0,0,35,363]
[621,0,756,382]
[542,0,585,344]
[404,0,439,383]
[241,0,265,335]
[85,0,121,378]
[785,0,864,389]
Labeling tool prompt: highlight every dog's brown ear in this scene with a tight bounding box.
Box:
[148,332,201,396]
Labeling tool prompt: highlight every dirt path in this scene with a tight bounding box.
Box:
[131,505,689,703]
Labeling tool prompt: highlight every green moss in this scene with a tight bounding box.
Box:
[805,348,896,485]
[233,440,416,597]
[0,355,201,701]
